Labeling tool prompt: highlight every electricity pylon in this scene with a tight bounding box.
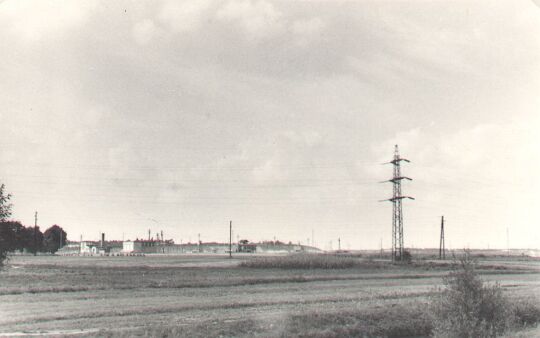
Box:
[380,145,414,262]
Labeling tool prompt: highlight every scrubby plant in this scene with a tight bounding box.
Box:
[401,249,413,263]
[0,250,7,269]
[512,299,540,328]
[431,250,514,337]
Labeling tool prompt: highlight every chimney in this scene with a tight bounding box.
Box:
[101,233,105,248]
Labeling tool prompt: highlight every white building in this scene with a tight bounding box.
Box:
[122,240,157,253]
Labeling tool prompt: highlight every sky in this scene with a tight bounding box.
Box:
[0,0,539,250]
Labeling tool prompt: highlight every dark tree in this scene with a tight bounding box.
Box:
[0,184,13,267]
[0,184,12,222]
[0,221,26,252]
[21,226,44,254]
[43,225,67,253]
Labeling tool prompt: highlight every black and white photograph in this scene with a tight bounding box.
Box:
[0,0,539,337]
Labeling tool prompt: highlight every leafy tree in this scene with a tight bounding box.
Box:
[0,221,26,252]
[21,226,44,254]
[0,184,12,222]
[43,225,67,253]
[0,184,13,268]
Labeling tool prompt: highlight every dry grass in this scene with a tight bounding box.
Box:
[0,255,539,337]
[98,303,433,338]
[239,253,385,269]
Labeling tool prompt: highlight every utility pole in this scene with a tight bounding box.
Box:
[229,220,232,258]
[34,211,38,256]
[380,145,414,262]
[439,216,445,260]
[507,227,510,257]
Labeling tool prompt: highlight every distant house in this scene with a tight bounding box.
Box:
[238,240,257,253]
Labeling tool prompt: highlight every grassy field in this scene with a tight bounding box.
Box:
[0,254,539,337]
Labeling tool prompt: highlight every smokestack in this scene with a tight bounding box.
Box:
[101,233,105,248]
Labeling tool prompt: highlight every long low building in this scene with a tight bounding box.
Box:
[57,239,322,255]
[122,240,322,255]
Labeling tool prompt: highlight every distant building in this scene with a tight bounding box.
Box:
[56,242,81,256]
[122,240,159,254]
[238,240,257,253]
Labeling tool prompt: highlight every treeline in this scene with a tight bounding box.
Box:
[0,221,67,254]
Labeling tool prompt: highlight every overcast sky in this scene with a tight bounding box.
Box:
[1,0,539,250]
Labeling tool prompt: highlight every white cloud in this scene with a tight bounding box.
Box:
[0,0,97,41]
[158,0,212,34]
[133,19,156,45]
[216,0,284,39]
[291,17,325,36]
[291,17,325,47]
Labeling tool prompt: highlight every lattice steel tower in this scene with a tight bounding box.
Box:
[381,145,414,261]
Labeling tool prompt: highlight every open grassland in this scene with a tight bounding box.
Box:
[0,254,539,337]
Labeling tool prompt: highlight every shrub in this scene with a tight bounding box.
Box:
[431,251,514,337]
[513,300,540,327]
[0,249,7,269]
[401,250,412,263]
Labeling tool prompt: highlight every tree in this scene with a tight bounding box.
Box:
[0,184,12,222]
[43,225,67,253]
[21,226,44,254]
[0,184,13,268]
[0,220,26,252]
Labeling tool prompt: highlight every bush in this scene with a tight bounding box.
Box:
[0,250,7,269]
[401,250,412,263]
[513,300,540,327]
[431,251,514,337]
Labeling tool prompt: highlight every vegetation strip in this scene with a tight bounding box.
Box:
[0,291,434,326]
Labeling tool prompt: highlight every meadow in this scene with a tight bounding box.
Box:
[0,254,539,337]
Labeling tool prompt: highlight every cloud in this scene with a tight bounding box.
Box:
[158,0,212,34]
[216,0,284,39]
[291,17,325,46]
[0,0,97,41]
[133,19,157,45]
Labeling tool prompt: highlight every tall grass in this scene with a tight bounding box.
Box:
[239,254,362,269]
